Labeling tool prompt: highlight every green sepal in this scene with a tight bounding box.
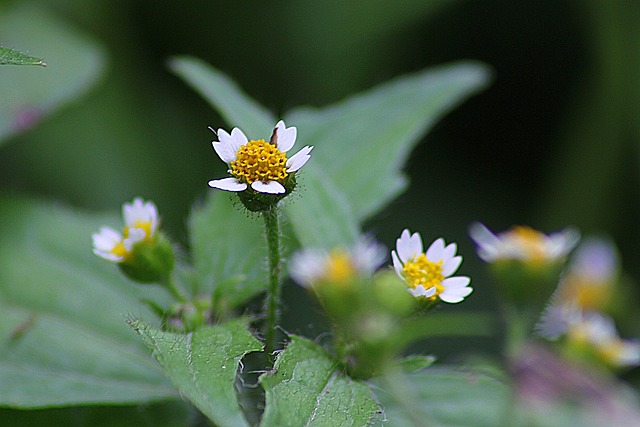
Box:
[235,174,297,212]
[119,233,175,283]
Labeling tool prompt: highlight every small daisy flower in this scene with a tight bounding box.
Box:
[208,120,313,195]
[555,238,618,311]
[391,229,472,303]
[92,198,159,262]
[469,223,580,264]
[567,312,640,368]
[290,238,386,287]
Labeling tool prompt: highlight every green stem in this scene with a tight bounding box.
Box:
[162,274,188,303]
[263,207,282,360]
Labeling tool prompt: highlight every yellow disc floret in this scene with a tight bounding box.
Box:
[402,254,444,298]
[230,139,288,185]
[325,250,357,284]
[505,226,547,262]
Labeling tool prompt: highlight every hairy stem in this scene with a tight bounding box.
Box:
[263,206,282,360]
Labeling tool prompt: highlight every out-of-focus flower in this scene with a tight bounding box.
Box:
[555,238,618,312]
[290,238,386,288]
[469,223,579,265]
[391,229,472,303]
[208,120,313,195]
[92,198,158,262]
[567,312,640,368]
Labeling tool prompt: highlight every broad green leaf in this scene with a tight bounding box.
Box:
[260,336,382,427]
[0,196,177,408]
[170,57,490,249]
[168,56,275,139]
[285,62,490,247]
[372,367,510,427]
[132,318,263,427]
[0,401,195,427]
[0,2,105,143]
[0,45,46,66]
[189,191,269,310]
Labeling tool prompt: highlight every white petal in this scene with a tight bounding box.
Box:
[230,127,249,150]
[212,140,237,164]
[426,238,445,262]
[469,222,501,261]
[93,249,123,262]
[441,242,458,264]
[441,276,471,289]
[396,229,423,263]
[391,250,404,278]
[272,120,297,152]
[408,285,436,298]
[251,180,285,194]
[123,198,158,232]
[208,177,247,192]
[286,146,313,172]
[442,256,462,277]
[92,227,121,252]
[123,228,146,251]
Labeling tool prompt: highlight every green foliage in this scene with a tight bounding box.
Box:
[0,46,45,66]
[170,56,491,248]
[189,191,269,311]
[259,336,382,427]
[373,367,510,427]
[0,197,177,407]
[132,318,263,427]
[0,2,105,143]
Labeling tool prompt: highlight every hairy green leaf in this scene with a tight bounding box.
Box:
[132,318,263,427]
[260,336,382,427]
[0,45,45,66]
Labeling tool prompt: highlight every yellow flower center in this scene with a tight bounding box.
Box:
[402,253,444,299]
[230,139,288,185]
[110,240,129,259]
[325,250,356,284]
[110,221,155,260]
[505,226,548,262]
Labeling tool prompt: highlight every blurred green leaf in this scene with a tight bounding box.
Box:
[168,56,275,139]
[0,196,177,408]
[170,57,490,248]
[372,367,509,427]
[0,401,195,427]
[0,45,46,66]
[188,191,269,310]
[285,62,491,247]
[0,2,105,143]
[132,318,263,427]
[259,336,382,427]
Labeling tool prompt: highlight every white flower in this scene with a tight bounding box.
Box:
[290,238,386,287]
[208,120,313,195]
[469,222,580,263]
[92,198,158,262]
[391,229,472,303]
[568,312,640,368]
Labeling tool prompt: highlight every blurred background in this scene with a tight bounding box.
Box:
[1,0,639,359]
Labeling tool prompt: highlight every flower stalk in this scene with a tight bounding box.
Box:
[263,206,282,359]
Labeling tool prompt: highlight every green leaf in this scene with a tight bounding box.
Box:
[189,191,269,310]
[285,62,491,247]
[132,318,263,427]
[168,56,275,138]
[170,57,490,249]
[0,45,46,66]
[0,3,105,143]
[0,401,196,427]
[0,196,178,408]
[372,367,510,427]
[260,336,382,427]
